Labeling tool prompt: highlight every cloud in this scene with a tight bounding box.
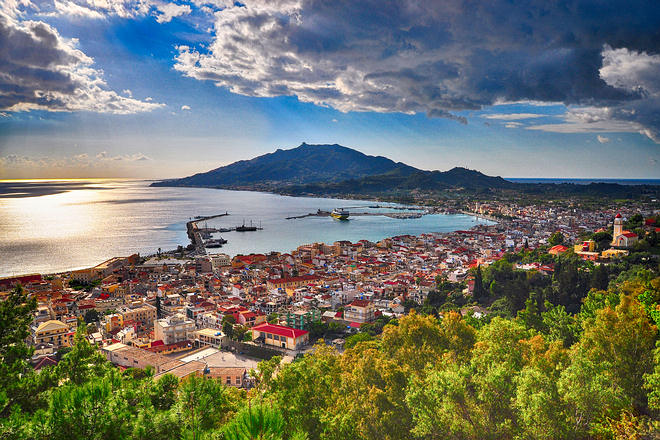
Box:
[527,105,646,135]
[0,11,164,114]
[0,151,152,170]
[50,0,105,19]
[482,113,546,120]
[181,104,191,110]
[122,89,133,97]
[154,2,191,23]
[23,0,196,23]
[170,0,660,142]
[504,122,523,128]
[597,135,610,143]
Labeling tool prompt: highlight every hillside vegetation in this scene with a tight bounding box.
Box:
[2,257,660,439]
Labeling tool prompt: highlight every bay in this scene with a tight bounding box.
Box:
[0,179,492,277]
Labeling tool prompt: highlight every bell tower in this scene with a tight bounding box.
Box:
[612,214,623,245]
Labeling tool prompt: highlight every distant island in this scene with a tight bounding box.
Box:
[152,143,660,200]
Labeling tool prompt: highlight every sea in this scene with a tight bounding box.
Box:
[0,179,493,277]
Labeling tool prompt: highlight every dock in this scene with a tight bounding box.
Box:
[186,212,230,254]
[286,209,427,220]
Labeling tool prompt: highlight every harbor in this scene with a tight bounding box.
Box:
[186,213,231,254]
[286,208,427,220]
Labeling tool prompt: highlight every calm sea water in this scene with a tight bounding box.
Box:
[0,179,492,277]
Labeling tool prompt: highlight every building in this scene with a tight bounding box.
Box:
[31,320,73,348]
[573,240,595,253]
[286,309,321,330]
[611,214,639,248]
[102,343,183,373]
[251,323,309,350]
[266,275,320,291]
[211,254,232,268]
[343,299,375,324]
[206,367,248,387]
[154,313,195,345]
[119,303,157,332]
[237,310,266,327]
[193,328,228,348]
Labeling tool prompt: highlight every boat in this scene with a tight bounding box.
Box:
[204,237,227,248]
[235,220,258,232]
[331,208,350,220]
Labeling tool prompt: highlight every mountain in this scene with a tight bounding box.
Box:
[152,143,659,199]
[282,167,515,195]
[152,143,417,187]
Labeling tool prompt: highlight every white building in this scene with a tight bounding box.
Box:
[154,313,195,345]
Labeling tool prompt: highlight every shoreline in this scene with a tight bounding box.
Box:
[2,212,496,280]
[1,180,495,279]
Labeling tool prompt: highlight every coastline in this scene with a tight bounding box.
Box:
[1,179,496,278]
[3,213,496,280]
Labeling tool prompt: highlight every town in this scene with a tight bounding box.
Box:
[2,198,658,389]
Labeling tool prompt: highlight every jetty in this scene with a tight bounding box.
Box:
[286,209,427,220]
[186,212,230,254]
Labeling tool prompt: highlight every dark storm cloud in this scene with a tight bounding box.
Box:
[174,0,660,141]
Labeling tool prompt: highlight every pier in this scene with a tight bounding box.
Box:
[186,212,230,254]
[286,209,427,220]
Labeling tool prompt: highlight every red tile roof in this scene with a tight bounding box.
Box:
[252,323,308,339]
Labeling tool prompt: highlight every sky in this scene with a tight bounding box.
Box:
[0,0,659,179]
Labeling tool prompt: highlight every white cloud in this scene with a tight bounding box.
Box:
[51,0,105,19]
[0,151,152,171]
[154,2,191,23]
[482,113,546,120]
[597,135,610,143]
[600,46,660,95]
[504,122,523,128]
[122,89,133,97]
[181,104,191,110]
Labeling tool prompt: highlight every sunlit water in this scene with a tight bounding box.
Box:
[0,179,493,276]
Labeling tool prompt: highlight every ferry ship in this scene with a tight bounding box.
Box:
[331,208,350,220]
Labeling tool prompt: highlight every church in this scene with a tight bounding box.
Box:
[611,214,638,248]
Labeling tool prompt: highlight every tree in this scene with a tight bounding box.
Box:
[265,344,340,438]
[175,375,243,437]
[83,309,100,324]
[223,401,285,440]
[267,313,279,324]
[223,321,234,340]
[344,332,373,349]
[578,294,656,411]
[517,292,545,332]
[592,231,613,251]
[473,265,486,301]
[548,231,565,246]
[541,301,579,348]
[232,325,249,342]
[590,264,609,291]
[46,371,133,440]
[0,285,37,415]
[56,324,109,385]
